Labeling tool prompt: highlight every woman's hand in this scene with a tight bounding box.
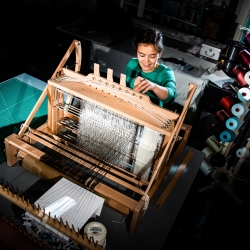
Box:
[134,76,156,94]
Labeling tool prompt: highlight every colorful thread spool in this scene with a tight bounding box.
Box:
[211,123,224,141]
[222,59,240,74]
[215,110,230,127]
[236,147,250,158]
[205,136,221,153]
[225,40,246,60]
[225,116,242,130]
[238,49,250,69]
[84,222,107,248]
[243,33,250,51]
[220,129,236,142]
[209,152,226,167]
[202,147,215,162]
[220,96,236,117]
[244,71,250,84]
[231,102,249,116]
[200,160,213,176]
[237,87,250,102]
[231,65,249,87]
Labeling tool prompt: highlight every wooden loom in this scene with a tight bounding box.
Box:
[4,40,197,238]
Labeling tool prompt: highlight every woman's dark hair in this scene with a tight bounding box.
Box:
[134,28,164,53]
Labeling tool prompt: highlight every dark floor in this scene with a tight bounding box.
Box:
[1,1,250,249]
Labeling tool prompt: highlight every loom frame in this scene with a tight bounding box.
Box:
[4,40,197,236]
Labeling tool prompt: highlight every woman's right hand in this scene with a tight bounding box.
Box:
[134,76,143,90]
[134,76,155,93]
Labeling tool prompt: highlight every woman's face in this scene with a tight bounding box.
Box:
[137,43,161,73]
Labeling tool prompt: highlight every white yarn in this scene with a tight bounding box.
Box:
[84,222,107,248]
[238,87,250,102]
[231,103,249,117]
[236,147,250,158]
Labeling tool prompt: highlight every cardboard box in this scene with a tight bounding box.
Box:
[199,43,221,60]
[204,39,226,50]
[202,19,220,40]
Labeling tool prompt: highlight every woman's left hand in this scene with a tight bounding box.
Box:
[134,76,156,94]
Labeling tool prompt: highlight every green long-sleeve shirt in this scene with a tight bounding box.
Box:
[124,58,177,107]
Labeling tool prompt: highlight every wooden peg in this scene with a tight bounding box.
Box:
[32,203,37,211]
[85,232,90,242]
[94,63,100,76]
[11,189,15,197]
[54,215,58,224]
[94,241,99,248]
[66,221,71,232]
[107,68,113,82]
[59,218,64,228]
[71,224,75,233]
[90,236,97,247]
[52,215,56,223]
[74,227,79,237]
[37,203,41,212]
[42,207,46,217]
[80,232,84,240]
[120,73,126,87]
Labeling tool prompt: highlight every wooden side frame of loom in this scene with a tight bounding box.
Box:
[4,40,197,236]
[4,40,81,167]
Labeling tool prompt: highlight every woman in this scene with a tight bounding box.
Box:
[124,28,177,107]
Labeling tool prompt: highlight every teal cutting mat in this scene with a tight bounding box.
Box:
[0,78,48,163]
